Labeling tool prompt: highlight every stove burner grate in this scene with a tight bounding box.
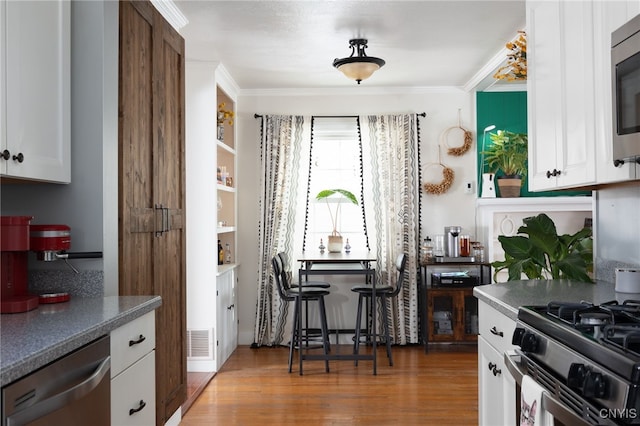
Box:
[602,325,640,355]
[546,301,593,322]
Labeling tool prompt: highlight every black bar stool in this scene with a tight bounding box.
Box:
[351,253,407,366]
[272,253,331,373]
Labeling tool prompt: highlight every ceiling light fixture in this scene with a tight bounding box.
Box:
[333,39,385,84]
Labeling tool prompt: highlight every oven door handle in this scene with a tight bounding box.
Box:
[504,351,592,426]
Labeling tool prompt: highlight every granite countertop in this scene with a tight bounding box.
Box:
[0,295,162,387]
[473,279,625,320]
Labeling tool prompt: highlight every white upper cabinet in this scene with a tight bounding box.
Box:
[593,1,640,183]
[527,0,640,190]
[527,0,596,191]
[1,0,70,183]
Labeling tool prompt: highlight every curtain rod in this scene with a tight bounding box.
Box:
[255,112,426,119]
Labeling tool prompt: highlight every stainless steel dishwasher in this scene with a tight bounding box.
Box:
[2,335,110,426]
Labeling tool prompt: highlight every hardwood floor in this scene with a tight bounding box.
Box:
[180,344,478,425]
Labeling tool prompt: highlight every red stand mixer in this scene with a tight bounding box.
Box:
[1,216,39,313]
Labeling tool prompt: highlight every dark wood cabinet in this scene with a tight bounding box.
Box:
[118,1,186,424]
[427,288,478,343]
[420,262,489,347]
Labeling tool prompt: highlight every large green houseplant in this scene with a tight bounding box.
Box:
[482,130,528,197]
[316,189,358,252]
[492,213,593,282]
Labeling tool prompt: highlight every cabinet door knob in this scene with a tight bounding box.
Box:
[12,152,24,163]
[1,150,9,160]
[227,303,235,310]
[546,168,562,178]
[490,326,503,337]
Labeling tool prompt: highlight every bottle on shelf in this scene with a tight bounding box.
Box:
[225,243,231,264]
[218,240,224,265]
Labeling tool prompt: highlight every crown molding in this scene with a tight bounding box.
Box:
[238,85,466,98]
[464,27,527,93]
[150,0,188,30]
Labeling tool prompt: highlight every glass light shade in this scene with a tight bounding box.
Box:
[336,61,381,82]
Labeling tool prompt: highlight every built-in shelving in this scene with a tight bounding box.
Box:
[216,85,237,271]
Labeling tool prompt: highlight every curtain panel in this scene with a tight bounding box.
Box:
[361,114,421,344]
[253,115,311,347]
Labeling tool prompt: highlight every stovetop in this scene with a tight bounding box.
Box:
[519,300,640,384]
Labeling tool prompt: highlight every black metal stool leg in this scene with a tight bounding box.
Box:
[318,295,330,373]
[353,293,365,366]
[381,296,393,366]
[289,297,300,373]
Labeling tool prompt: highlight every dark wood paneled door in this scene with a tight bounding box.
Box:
[118,1,186,424]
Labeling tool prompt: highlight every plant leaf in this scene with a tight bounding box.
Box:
[556,252,594,282]
[315,189,358,205]
[497,235,531,259]
[518,214,560,260]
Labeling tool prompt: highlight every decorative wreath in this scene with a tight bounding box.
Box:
[442,125,473,157]
[423,163,455,195]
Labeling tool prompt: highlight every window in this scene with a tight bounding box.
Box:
[305,116,367,250]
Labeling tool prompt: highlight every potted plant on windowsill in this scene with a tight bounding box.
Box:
[482,130,528,197]
[315,189,358,253]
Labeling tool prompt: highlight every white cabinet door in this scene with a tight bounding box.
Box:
[216,268,238,370]
[2,0,70,182]
[478,301,517,426]
[593,1,640,183]
[527,1,596,191]
[478,336,516,426]
[0,1,5,176]
[111,351,156,426]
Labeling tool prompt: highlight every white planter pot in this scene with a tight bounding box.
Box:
[327,235,343,253]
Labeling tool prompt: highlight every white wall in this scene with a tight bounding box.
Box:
[235,87,479,345]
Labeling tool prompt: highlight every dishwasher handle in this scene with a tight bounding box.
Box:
[7,356,111,426]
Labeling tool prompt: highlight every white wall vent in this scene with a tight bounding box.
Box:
[187,328,213,359]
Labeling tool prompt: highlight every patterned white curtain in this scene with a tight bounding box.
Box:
[361,114,421,344]
[253,115,311,347]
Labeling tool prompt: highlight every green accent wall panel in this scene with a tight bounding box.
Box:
[476,91,589,198]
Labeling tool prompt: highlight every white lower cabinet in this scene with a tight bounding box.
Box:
[111,351,155,426]
[216,268,238,370]
[110,311,156,425]
[478,301,516,426]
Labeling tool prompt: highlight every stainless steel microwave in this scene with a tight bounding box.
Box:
[612,13,640,163]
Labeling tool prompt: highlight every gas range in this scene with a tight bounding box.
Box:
[512,300,640,425]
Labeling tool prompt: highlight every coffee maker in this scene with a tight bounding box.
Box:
[1,216,39,313]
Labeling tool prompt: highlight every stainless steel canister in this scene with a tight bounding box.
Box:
[444,226,462,257]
